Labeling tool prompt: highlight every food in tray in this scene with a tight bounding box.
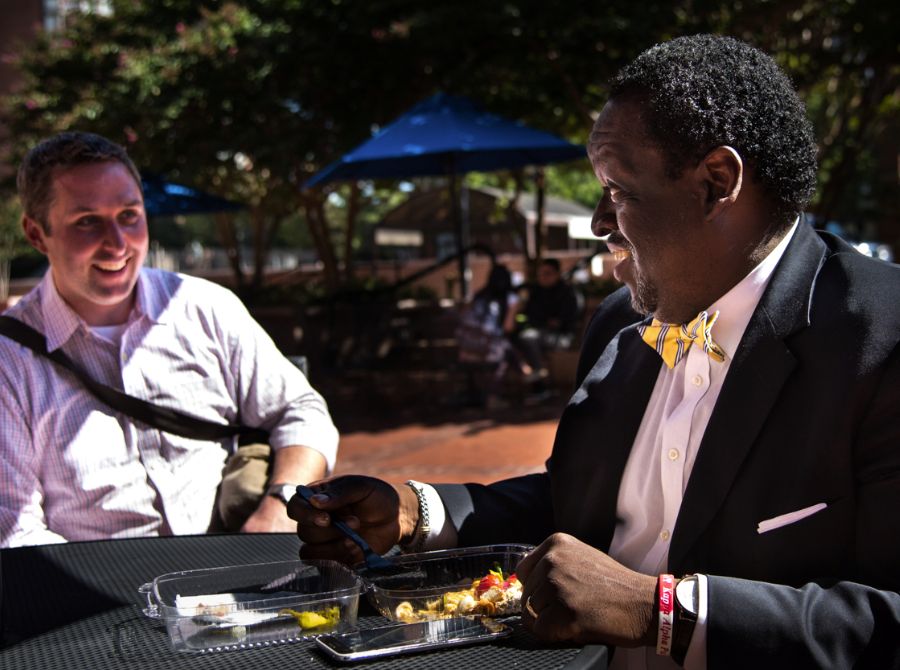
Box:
[279,605,342,630]
[177,592,239,618]
[183,597,340,634]
[149,560,362,653]
[394,568,523,622]
[183,605,342,649]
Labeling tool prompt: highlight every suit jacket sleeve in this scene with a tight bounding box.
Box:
[706,575,900,669]
[433,474,555,546]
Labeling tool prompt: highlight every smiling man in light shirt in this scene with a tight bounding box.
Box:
[0,131,338,547]
[291,35,900,668]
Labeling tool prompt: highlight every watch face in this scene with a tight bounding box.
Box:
[271,484,296,504]
[675,577,699,616]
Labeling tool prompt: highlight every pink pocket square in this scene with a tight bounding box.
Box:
[757,503,827,534]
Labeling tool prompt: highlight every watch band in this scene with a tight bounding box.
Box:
[400,480,431,553]
[671,574,699,666]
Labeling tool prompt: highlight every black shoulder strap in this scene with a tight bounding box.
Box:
[0,315,268,443]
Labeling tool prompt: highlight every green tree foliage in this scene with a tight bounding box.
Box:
[0,196,37,303]
[1,0,896,299]
[683,0,899,248]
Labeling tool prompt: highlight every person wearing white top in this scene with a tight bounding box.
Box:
[291,36,900,668]
[0,131,338,547]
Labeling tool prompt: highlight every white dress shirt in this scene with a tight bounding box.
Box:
[0,268,339,547]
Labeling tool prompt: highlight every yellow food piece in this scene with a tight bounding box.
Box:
[298,611,328,628]
[279,605,340,629]
[394,602,415,620]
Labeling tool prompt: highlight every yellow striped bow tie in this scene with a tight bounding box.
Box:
[638,310,726,369]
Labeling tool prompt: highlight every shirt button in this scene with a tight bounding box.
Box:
[660,530,670,542]
[668,448,680,461]
[692,374,704,387]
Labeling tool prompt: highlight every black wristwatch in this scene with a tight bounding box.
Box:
[267,483,300,505]
[671,574,699,666]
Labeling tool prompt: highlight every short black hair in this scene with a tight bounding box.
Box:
[17,131,142,233]
[609,34,817,227]
[540,258,561,273]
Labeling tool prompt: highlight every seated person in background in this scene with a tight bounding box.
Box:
[513,258,580,380]
[292,35,900,669]
[0,131,339,548]
[455,263,519,407]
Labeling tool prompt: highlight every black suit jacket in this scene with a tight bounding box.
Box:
[435,223,900,667]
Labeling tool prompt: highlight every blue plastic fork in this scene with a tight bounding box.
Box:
[295,485,396,571]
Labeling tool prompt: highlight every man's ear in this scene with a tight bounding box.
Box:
[699,146,742,219]
[22,215,49,255]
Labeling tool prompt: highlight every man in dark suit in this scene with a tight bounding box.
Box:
[291,35,900,668]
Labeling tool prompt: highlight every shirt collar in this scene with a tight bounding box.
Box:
[38,271,83,352]
[707,218,799,360]
[38,268,161,351]
[134,270,168,325]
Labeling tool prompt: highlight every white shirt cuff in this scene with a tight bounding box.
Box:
[683,573,708,669]
[417,483,457,551]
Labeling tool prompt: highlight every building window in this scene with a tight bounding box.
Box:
[43,0,112,31]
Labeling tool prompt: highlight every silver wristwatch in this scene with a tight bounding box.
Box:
[401,480,431,553]
[266,483,300,505]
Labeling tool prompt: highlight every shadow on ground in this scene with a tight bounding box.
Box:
[316,368,570,435]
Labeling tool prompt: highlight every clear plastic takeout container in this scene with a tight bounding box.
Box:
[356,544,533,623]
[139,559,362,653]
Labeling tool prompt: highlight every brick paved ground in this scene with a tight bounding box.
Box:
[318,370,569,486]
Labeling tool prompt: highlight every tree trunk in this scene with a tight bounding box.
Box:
[214,212,246,292]
[343,181,360,281]
[0,256,9,306]
[815,66,891,227]
[301,191,340,290]
[250,207,281,295]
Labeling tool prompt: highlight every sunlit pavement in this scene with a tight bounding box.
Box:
[317,367,571,485]
[335,413,560,485]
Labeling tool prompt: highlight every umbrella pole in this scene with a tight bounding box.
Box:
[534,167,546,267]
[448,170,469,301]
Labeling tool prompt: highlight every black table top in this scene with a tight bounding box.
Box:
[1,534,608,670]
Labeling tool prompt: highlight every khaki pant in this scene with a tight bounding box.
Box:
[209,443,272,532]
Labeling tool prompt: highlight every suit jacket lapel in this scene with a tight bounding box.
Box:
[552,323,660,550]
[669,222,829,570]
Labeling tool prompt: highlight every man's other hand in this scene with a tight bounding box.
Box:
[517,533,657,648]
[240,495,298,533]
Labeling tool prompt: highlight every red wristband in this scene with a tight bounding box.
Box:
[656,574,675,656]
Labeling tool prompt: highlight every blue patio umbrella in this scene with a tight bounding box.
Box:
[306,93,585,186]
[305,93,586,296]
[140,174,243,217]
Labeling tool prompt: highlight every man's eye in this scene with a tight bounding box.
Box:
[119,210,141,223]
[75,216,100,227]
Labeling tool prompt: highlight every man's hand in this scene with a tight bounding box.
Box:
[241,494,297,533]
[517,533,657,648]
[287,475,418,565]
[237,445,328,533]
